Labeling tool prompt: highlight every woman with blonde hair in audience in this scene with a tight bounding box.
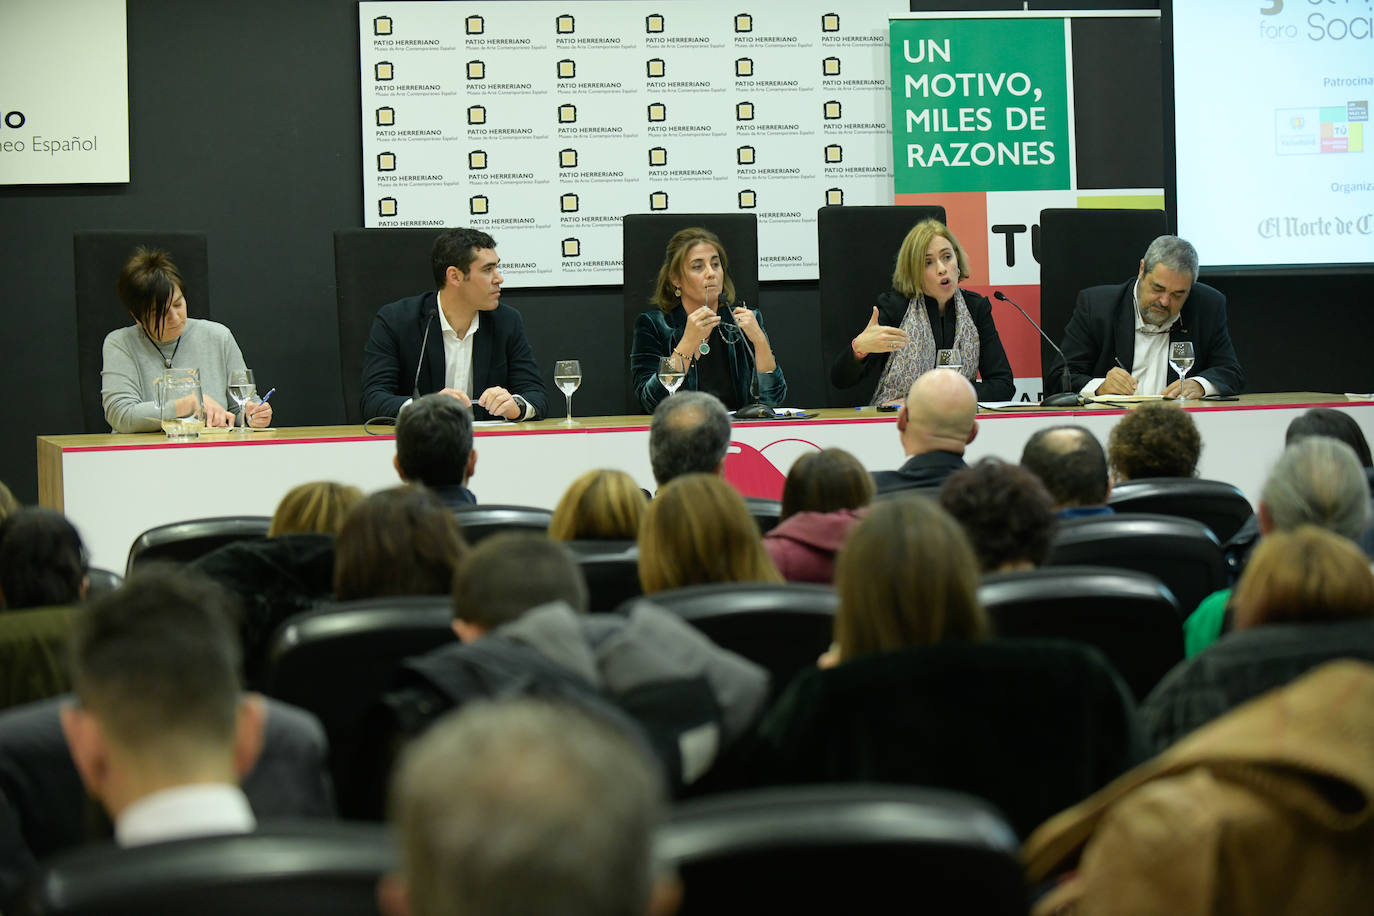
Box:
[638,474,781,593]
[763,448,872,584]
[548,469,648,541]
[269,481,364,537]
[1230,525,1374,630]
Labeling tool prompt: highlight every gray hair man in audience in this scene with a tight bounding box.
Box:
[870,368,978,495]
[60,569,265,846]
[394,393,478,509]
[1020,425,1114,519]
[648,390,731,488]
[380,698,678,916]
[1184,436,1372,655]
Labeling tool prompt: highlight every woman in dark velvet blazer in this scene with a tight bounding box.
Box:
[629,227,786,413]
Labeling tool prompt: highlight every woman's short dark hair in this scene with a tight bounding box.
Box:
[334,486,468,601]
[0,507,88,610]
[940,459,1057,572]
[116,247,184,335]
[1107,402,1201,481]
[1286,408,1373,468]
[780,449,875,520]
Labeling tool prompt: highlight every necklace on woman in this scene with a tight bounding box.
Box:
[143,328,182,369]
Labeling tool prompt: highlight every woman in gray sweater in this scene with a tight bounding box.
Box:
[101,248,274,433]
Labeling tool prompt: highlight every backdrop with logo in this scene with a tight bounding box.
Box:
[0,0,129,185]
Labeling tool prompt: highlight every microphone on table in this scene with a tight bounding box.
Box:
[720,296,777,420]
[993,291,1082,408]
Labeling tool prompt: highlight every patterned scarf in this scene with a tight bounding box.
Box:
[871,288,982,405]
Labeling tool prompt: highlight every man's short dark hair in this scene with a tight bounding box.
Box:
[396,394,474,487]
[68,567,242,750]
[941,458,1058,572]
[453,533,588,629]
[1021,425,1110,508]
[431,228,497,287]
[0,507,88,610]
[649,391,731,487]
[1108,402,1202,481]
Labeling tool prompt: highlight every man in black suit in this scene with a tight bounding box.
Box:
[1045,235,1244,398]
[871,368,978,495]
[360,228,548,421]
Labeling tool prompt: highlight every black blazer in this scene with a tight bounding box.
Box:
[1045,279,1245,396]
[359,291,548,421]
[830,289,1015,403]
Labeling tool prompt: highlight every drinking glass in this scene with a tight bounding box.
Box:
[228,368,256,431]
[554,359,582,424]
[154,368,206,442]
[1169,341,1196,401]
[936,348,962,372]
[657,354,687,396]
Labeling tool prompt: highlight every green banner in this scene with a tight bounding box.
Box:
[890,18,1070,193]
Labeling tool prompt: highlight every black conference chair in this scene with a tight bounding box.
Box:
[1107,477,1254,543]
[1038,208,1166,396]
[659,784,1025,916]
[1048,514,1225,619]
[978,566,1184,701]
[873,484,944,502]
[453,504,553,543]
[261,596,456,819]
[564,540,641,613]
[73,232,212,435]
[743,497,782,534]
[619,583,836,699]
[816,204,946,407]
[620,213,759,414]
[125,516,272,575]
[755,639,1141,840]
[332,228,437,424]
[13,823,394,916]
[83,568,122,599]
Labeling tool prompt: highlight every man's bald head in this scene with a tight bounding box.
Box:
[899,369,978,457]
[1021,425,1110,509]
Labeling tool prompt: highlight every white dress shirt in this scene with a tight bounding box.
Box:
[437,292,479,396]
[116,782,256,847]
[1080,284,1217,397]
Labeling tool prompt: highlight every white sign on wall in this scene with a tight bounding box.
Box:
[359,0,903,285]
[0,0,129,185]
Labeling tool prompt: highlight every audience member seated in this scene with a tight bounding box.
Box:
[0,508,88,611]
[59,568,266,846]
[1184,437,1371,657]
[763,449,872,584]
[648,391,732,488]
[638,474,782,593]
[383,534,769,794]
[1227,407,1374,569]
[940,459,1057,573]
[1144,525,1374,753]
[393,393,479,509]
[752,498,1139,837]
[549,469,648,541]
[0,481,17,522]
[267,480,362,537]
[1025,660,1374,916]
[871,369,978,495]
[379,699,677,916]
[192,481,361,688]
[1107,402,1200,482]
[101,247,272,432]
[1020,425,1114,519]
[334,486,468,601]
[630,226,786,414]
